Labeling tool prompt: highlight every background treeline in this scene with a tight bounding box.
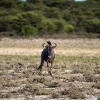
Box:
[0,0,100,38]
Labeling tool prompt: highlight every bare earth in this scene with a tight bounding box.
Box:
[0,38,100,100]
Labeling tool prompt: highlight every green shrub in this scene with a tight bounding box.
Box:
[0,18,7,32]
[0,0,100,36]
[75,16,87,31]
[43,0,67,9]
[0,10,9,16]
[54,20,65,33]
[64,24,74,33]
[22,3,35,11]
[12,17,28,33]
[95,10,100,18]
[44,7,61,19]
[12,12,43,34]
[63,13,71,21]
[38,19,57,34]
[85,18,100,33]
[21,25,38,36]
[0,16,15,32]
[19,12,43,27]
[27,0,42,4]
[8,9,21,15]
[0,0,17,8]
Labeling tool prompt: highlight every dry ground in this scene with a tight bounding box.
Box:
[0,38,100,100]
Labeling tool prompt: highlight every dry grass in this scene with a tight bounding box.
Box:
[0,38,100,56]
[0,38,100,48]
[0,47,100,56]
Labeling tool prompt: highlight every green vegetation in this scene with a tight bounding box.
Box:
[0,0,100,37]
[0,55,100,66]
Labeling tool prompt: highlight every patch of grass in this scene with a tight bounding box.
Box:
[61,84,85,99]
[94,66,100,74]
[92,82,100,89]
[46,82,62,88]
[55,55,100,65]
[69,75,85,82]
[19,84,56,96]
[32,77,46,84]
[51,92,61,98]
[0,93,11,98]
[84,73,100,82]
[0,55,100,66]
[71,64,96,75]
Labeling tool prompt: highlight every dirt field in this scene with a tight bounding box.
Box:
[0,38,100,100]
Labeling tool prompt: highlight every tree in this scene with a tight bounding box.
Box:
[0,0,19,8]
[27,0,43,4]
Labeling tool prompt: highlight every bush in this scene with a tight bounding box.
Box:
[0,18,7,32]
[38,19,57,34]
[44,7,61,19]
[8,9,21,15]
[63,13,71,21]
[85,18,100,33]
[43,0,67,9]
[54,20,65,33]
[12,12,43,34]
[0,16,14,32]
[64,24,74,33]
[22,3,35,11]
[12,17,28,33]
[21,25,38,36]
[0,10,9,16]
[0,0,100,37]
[19,12,43,27]
[27,0,42,4]
[0,0,17,8]
[75,16,87,31]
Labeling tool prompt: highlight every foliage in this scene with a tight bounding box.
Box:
[54,20,65,33]
[44,7,61,19]
[38,19,57,35]
[64,24,75,33]
[19,12,43,27]
[85,18,100,33]
[11,12,43,34]
[63,12,72,21]
[0,16,14,32]
[0,0,100,37]
[21,25,38,36]
[0,0,18,8]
